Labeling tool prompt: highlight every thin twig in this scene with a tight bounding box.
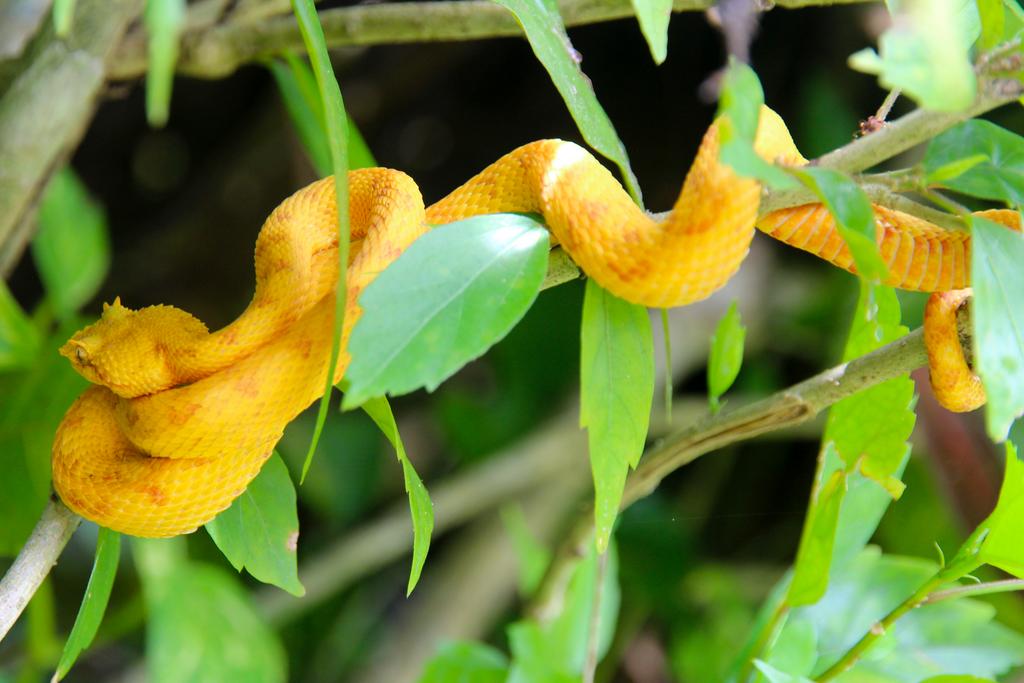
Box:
[0,498,81,643]
[108,0,876,79]
[582,550,609,683]
[924,578,1024,605]
[529,326,931,620]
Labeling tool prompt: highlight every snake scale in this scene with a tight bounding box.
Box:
[51,107,1019,537]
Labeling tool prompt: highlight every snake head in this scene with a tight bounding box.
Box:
[60,297,207,398]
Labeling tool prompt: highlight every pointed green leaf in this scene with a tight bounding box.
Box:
[143,0,186,127]
[417,642,508,683]
[344,214,549,407]
[361,395,433,595]
[753,660,813,683]
[707,300,746,413]
[580,280,653,552]
[205,453,304,597]
[52,528,120,681]
[790,168,888,282]
[493,0,642,204]
[34,168,110,320]
[0,280,39,371]
[924,120,1024,206]
[630,0,672,63]
[290,0,351,482]
[787,284,914,606]
[976,441,1024,577]
[136,540,287,683]
[269,55,377,175]
[972,215,1024,441]
[52,0,77,37]
[716,61,799,190]
[848,0,978,111]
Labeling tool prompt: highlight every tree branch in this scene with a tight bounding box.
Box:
[529,325,931,620]
[0,0,140,276]
[108,0,875,80]
[0,498,81,643]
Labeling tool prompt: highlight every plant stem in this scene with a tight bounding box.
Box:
[109,0,876,79]
[924,578,1024,605]
[530,325,932,620]
[0,499,81,643]
[582,551,609,683]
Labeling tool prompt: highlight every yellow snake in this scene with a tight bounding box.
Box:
[51,107,1018,537]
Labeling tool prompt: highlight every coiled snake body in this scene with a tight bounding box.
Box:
[52,108,1018,537]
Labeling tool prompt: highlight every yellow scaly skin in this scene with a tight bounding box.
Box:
[52,107,1008,536]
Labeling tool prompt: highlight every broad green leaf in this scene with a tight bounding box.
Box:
[753,661,813,683]
[144,0,186,127]
[760,619,817,681]
[848,0,978,111]
[788,461,848,606]
[507,543,620,681]
[418,642,508,683]
[137,545,287,683]
[787,284,914,606]
[269,55,377,175]
[790,168,888,282]
[361,395,433,595]
[631,0,672,63]
[976,442,1024,576]
[52,0,77,36]
[205,453,304,597]
[0,280,39,370]
[291,0,351,483]
[34,168,110,319]
[708,300,745,413]
[53,529,120,681]
[0,318,88,554]
[795,549,1024,680]
[977,0,1005,49]
[343,214,549,407]
[580,280,653,552]
[924,121,1024,207]
[971,215,1024,441]
[493,0,642,204]
[716,61,799,190]
[501,505,551,595]
[923,677,997,683]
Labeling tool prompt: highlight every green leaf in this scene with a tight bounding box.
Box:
[290,0,351,483]
[794,549,1024,680]
[787,284,914,606]
[924,120,1024,207]
[143,0,186,127]
[971,215,1024,441]
[507,542,620,680]
[976,441,1024,576]
[0,280,39,371]
[716,61,799,190]
[501,505,551,595]
[790,168,888,283]
[977,0,1005,50]
[136,540,287,683]
[788,461,848,606]
[753,661,813,683]
[922,677,997,683]
[707,300,746,413]
[52,528,120,681]
[848,0,978,111]
[0,319,88,555]
[417,642,508,683]
[52,0,77,36]
[268,54,377,176]
[493,0,642,205]
[361,395,433,595]
[580,280,653,553]
[34,168,110,320]
[343,214,549,408]
[205,453,304,597]
[760,618,817,680]
[630,0,671,63]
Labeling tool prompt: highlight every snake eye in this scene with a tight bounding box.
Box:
[75,346,87,363]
